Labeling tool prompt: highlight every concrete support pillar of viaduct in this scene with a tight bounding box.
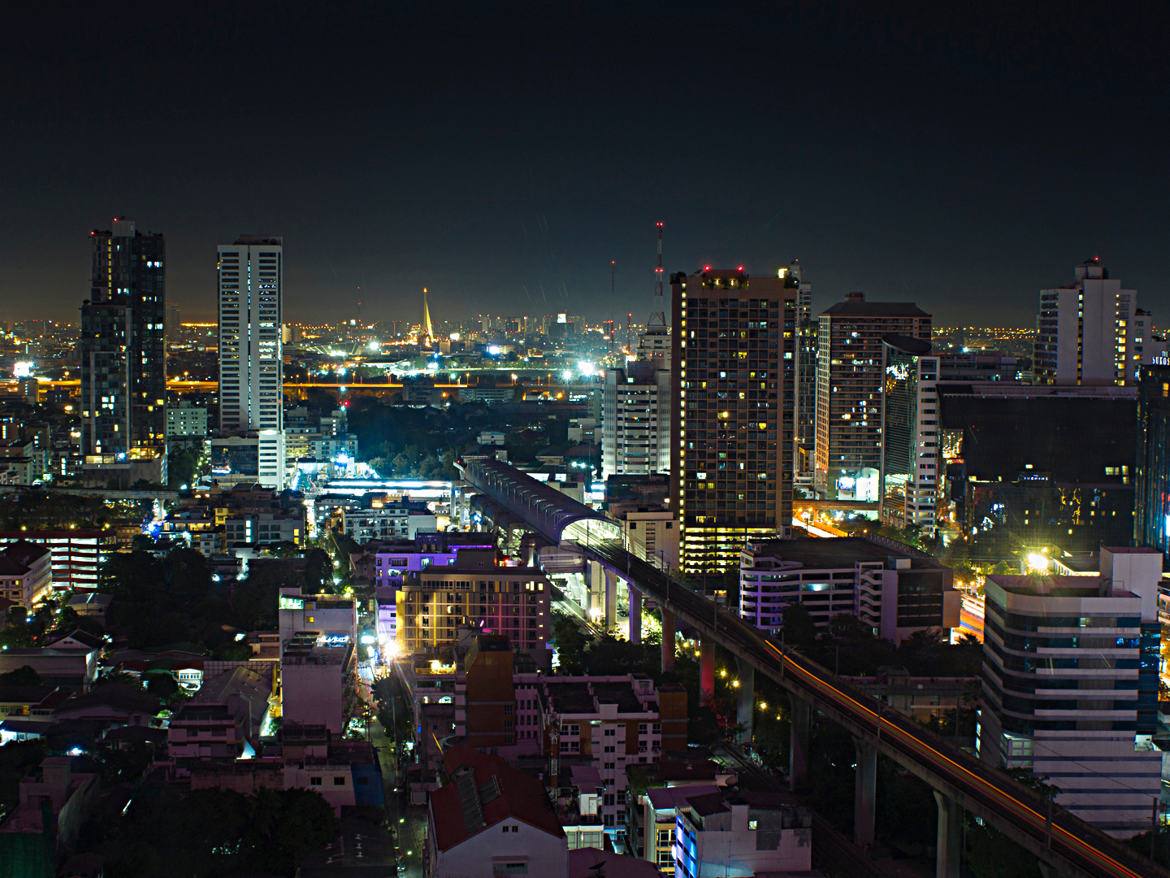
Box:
[789,697,810,791]
[699,640,716,706]
[853,739,877,849]
[932,790,961,878]
[587,560,602,619]
[628,585,642,644]
[735,659,755,744]
[660,608,676,673]
[604,570,617,632]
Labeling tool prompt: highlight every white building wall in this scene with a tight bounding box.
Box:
[1037,263,1146,386]
[257,428,286,490]
[980,577,1163,835]
[602,364,670,480]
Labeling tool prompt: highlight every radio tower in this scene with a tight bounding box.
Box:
[650,221,666,326]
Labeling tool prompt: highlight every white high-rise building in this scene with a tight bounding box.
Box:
[879,337,939,534]
[979,547,1163,836]
[636,324,670,365]
[601,356,671,481]
[1033,259,1164,386]
[217,236,285,488]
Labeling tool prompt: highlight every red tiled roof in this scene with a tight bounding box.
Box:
[0,540,48,575]
[430,746,563,852]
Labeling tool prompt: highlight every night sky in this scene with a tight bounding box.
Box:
[4,2,1169,326]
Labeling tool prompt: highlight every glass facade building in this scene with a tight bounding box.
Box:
[814,293,931,499]
[79,218,166,458]
[1134,362,1170,553]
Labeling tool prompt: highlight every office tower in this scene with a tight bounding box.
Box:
[1134,361,1170,553]
[670,267,795,575]
[79,218,166,458]
[787,261,817,483]
[1033,259,1164,387]
[814,293,930,499]
[979,548,1162,835]
[218,237,283,433]
[879,336,939,535]
[601,358,671,480]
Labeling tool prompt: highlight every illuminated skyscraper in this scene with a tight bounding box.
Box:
[671,267,796,574]
[217,237,284,489]
[814,293,930,499]
[217,237,283,433]
[80,218,166,458]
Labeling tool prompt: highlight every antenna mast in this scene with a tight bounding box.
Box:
[610,260,617,359]
[650,221,666,326]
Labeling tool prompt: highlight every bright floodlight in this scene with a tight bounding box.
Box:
[1025,552,1048,573]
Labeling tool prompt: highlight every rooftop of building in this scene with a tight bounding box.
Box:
[43,630,104,651]
[568,848,661,878]
[230,235,283,246]
[415,562,546,579]
[646,784,720,811]
[280,589,356,610]
[744,536,944,570]
[937,382,1136,401]
[822,292,930,319]
[172,703,233,722]
[882,334,932,356]
[591,681,649,713]
[0,529,109,539]
[544,680,598,714]
[987,574,1108,598]
[430,746,564,851]
[0,540,50,574]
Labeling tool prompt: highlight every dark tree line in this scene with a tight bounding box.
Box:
[98,785,338,877]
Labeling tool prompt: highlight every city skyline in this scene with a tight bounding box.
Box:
[3,3,1169,325]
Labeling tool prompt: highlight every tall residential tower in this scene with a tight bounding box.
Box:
[671,267,796,574]
[217,237,283,433]
[1033,259,1162,387]
[217,236,285,488]
[80,218,167,459]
